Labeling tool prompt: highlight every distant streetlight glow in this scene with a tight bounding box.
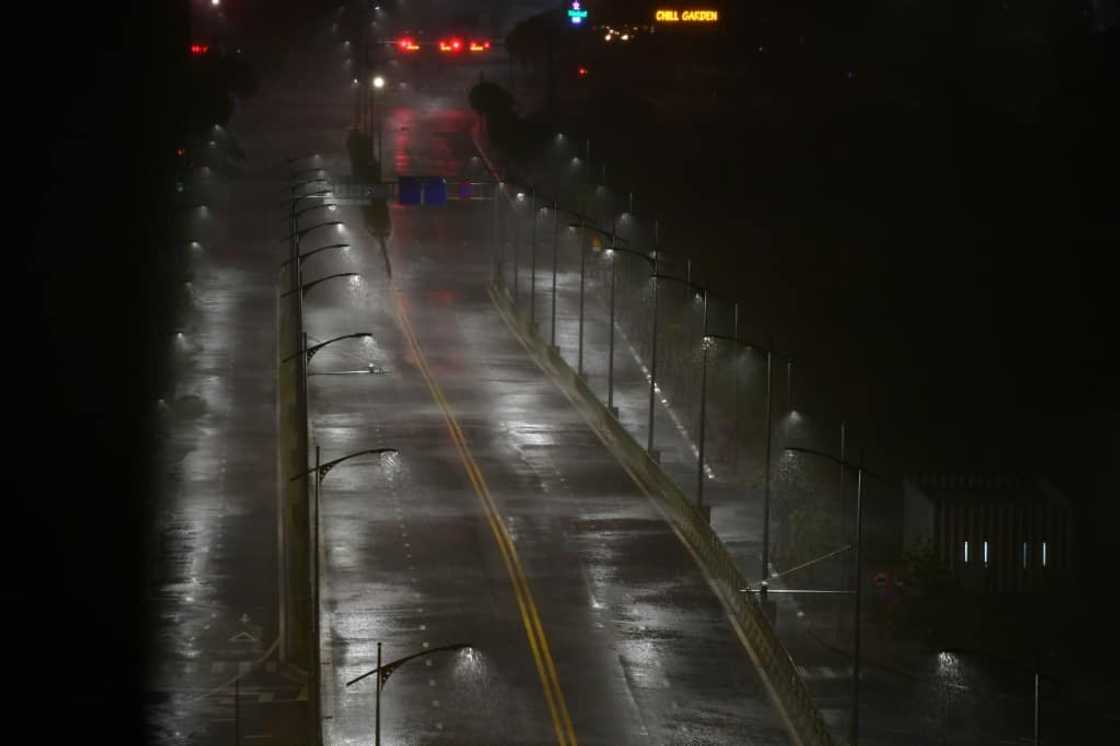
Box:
[373,75,386,89]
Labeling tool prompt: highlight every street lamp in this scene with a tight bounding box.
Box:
[292,202,338,221]
[370,74,386,180]
[291,445,400,740]
[698,331,779,546]
[346,642,472,746]
[290,178,329,194]
[784,445,882,746]
[281,272,361,298]
[569,218,633,412]
[289,188,332,204]
[650,272,707,506]
[279,242,350,269]
[530,196,540,329]
[598,241,655,419]
[282,332,375,364]
[282,221,345,246]
[289,190,334,225]
[548,199,560,346]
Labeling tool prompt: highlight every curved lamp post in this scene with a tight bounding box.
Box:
[281,272,361,299]
[283,220,344,246]
[346,642,472,746]
[279,242,350,269]
[292,202,338,221]
[293,201,336,221]
[290,445,400,739]
[290,178,329,193]
[702,331,779,579]
[289,188,332,206]
[784,445,882,746]
[288,190,334,239]
[282,332,374,364]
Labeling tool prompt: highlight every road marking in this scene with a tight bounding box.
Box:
[392,286,577,746]
[488,283,804,746]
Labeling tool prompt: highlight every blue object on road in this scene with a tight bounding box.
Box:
[422,177,448,206]
[398,176,421,206]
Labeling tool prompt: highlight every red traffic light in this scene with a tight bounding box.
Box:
[577,65,589,77]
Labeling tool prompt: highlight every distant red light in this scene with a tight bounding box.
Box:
[577,66,589,77]
[176,147,186,157]
[397,37,419,52]
[469,40,491,53]
[190,43,209,56]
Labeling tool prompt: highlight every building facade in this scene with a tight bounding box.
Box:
[903,474,1075,593]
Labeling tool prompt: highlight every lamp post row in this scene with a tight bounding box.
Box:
[281,160,409,746]
[500,186,806,560]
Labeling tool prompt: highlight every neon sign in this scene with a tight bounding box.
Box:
[655,9,720,23]
[568,1,589,25]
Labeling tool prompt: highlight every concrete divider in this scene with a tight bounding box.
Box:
[276,262,317,744]
[488,273,835,746]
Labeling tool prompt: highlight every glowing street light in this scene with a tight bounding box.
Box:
[279,243,350,269]
[289,189,333,210]
[283,221,344,245]
[292,202,338,221]
[568,219,632,386]
[282,332,375,364]
[347,643,472,746]
[281,272,361,298]
[291,444,400,723]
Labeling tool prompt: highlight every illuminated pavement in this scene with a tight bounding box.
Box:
[144,8,358,744]
[145,2,793,744]
[309,13,793,746]
[147,2,1115,745]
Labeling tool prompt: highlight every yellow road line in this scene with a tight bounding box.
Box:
[487,283,808,745]
[391,287,578,746]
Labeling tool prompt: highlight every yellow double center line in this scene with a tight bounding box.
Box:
[391,286,578,746]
